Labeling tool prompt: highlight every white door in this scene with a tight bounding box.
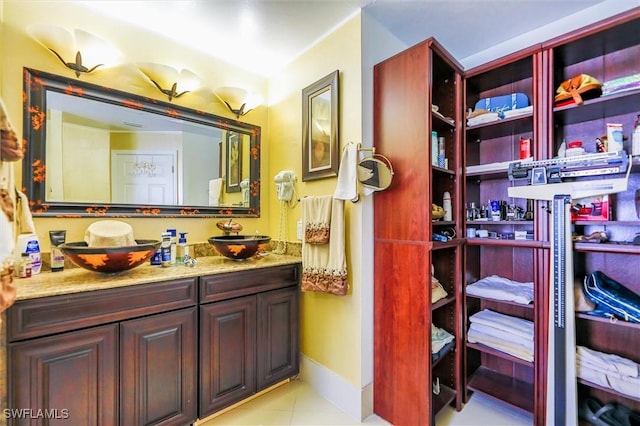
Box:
[112,151,177,205]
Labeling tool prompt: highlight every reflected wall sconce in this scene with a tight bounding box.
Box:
[215,86,263,119]
[138,63,202,102]
[28,25,122,78]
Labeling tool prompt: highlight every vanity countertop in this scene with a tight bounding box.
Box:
[15,254,302,301]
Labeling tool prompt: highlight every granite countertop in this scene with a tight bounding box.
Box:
[15,253,301,301]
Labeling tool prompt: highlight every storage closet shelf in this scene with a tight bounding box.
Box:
[466,238,544,248]
[467,342,534,366]
[465,114,533,141]
[466,294,534,310]
[432,220,456,227]
[432,384,457,416]
[576,313,640,330]
[432,239,464,250]
[467,366,534,414]
[432,112,456,128]
[432,344,455,368]
[574,242,640,254]
[553,89,640,126]
[467,220,534,226]
[433,295,456,311]
[432,165,456,176]
[578,378,640,403]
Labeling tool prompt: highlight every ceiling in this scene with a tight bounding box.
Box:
[77,0,610,78]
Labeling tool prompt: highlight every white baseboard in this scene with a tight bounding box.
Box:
[299,354,373,422]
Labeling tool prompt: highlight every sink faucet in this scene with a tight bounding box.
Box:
[216,219,243,236]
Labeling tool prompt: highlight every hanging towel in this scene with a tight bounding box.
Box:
[301,196,348,296]
[208,178,222,206]
[303,195,332,244]
[333,142,359,202]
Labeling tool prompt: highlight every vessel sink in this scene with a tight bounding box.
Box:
[208,235,271,260]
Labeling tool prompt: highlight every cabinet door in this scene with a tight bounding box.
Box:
[8,324,118,426]
[199,296,257,418]
[120,307,197,426]
[256,287,299,390]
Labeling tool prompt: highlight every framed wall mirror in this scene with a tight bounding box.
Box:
[22,68,261,217]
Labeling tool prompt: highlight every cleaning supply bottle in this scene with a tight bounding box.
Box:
[177,232,189,264]
[166,229,177,264]
[161,232,172,267]
[15,233,41,275]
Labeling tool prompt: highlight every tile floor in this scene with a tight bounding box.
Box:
[199,379,534,425]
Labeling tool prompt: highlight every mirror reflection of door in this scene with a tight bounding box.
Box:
[309,88,331,171]
[111,151,177,204]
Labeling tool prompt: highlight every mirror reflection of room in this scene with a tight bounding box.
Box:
[43,91,251,207]
[310,88,331,171]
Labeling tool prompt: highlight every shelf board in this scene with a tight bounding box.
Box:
[577,378,640,402]
[574,220,640,226]
[432,165,456,175]
[467,220,534,226]
[554,89,640,126]
[432,342,455,368]
[432,239,464,250]
[432,295,456,311]
[465,112,533,133]
[467,366,534,414]
[466,294,534,309]
[574,242,640,254]
[576,313,640,330]
[432,220,456,227]
[467,342,534,366]
[432,384,457,417]
[466,238,544,248]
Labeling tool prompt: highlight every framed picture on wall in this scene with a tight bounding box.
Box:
[302,70,339,181]
[225,131,242,192]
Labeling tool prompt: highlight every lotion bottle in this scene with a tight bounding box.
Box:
[15,233,41,275]
[177,232,189,264]
[443,192,452,221]
[166,229,177,264]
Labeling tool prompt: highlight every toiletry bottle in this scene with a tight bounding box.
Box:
[438,137,446,168]
[167,229,177,264]
[177,232,189,264]
[16,233,41,275]
[161,232,172,267]
[18,253,32,278]
[443,192,452,221]
[632,113,640,156]
[49,230,66,272]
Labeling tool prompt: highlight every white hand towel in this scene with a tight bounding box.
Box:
[333,143,359,202]
[208,178,222,206]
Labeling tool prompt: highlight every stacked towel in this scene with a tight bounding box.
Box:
[466,275,534,305]
[467,309,534,362]
[432,324,455,354]
[577,346,640,399]
[301,196,348,296]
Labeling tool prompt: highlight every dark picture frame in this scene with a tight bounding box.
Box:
[225,131,242,192]
[302,70,339,181]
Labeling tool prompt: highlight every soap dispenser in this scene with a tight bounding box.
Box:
[177,232,189,264]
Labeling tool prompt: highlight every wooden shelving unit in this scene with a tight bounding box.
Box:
[373,38,464,425]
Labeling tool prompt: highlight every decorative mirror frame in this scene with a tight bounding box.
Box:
[22,68,261,218]
[302,70,339,181]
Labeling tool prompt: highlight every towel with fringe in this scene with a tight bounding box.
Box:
[303,195,332,244]
[301,196,348,296]
[333,142,359,202]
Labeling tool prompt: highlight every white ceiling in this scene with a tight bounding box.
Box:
[77,0,611,77]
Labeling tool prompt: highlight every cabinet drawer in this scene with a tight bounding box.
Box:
[200,264,300,303]
[7,278,197,342]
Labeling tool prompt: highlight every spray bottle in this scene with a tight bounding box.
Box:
[177,232,189,264]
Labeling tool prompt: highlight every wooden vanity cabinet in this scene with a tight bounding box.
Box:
[198,264,300,419]
[7,278,198,426]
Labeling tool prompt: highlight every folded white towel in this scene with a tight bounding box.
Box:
[467,325,534,362]
[469,322,534,352]
[469,309,534,340]
[333,143,359,202]
[466,275,534,305]
[576,346,639,378]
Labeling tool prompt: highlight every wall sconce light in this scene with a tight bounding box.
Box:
[215,86,263,119]
[28,25,122,78]
[138,63,202,102]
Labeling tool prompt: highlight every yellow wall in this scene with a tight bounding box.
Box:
[267,15,363,387]
[1,0,270,251]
